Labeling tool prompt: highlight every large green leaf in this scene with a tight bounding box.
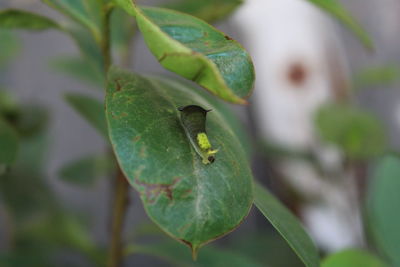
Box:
[367,155,400,266]
[306,0,373,50]
[106,67,253,256]
[254,183,320,267]
[64,93,108,138]
[114,2,255,104]
[321,249,387,267]
[42,0,101,40]
[59,154,116,186]
[315,103,386,160]
[165,0,243,23]
[0,116,19,165]
[0,9,60,31]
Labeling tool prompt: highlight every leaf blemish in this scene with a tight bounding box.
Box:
[133,135,141,142]
[134,177,181,203]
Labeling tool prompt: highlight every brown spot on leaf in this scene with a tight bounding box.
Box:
[115,78,122,91]
[139,146,147,158]
[287,61,308,86]
[133,135,141,142]
[224,35,233,41]
[134,177,181,203]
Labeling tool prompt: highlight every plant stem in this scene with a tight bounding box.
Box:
[100,4,131,267]
[101,4,113,72]
[108,169,130,267]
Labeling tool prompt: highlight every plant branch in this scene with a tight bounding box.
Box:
[101,4,114,72]
[108,169,130,267]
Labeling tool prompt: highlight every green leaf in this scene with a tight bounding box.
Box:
[42,0,101,40]
[164,0,243,23]
[0,9,60,31]
[321,249,387,267]
[127,241,263,267]
[114,3,255,104]
[306,0,373,50]
[64,93,108,138]
[367,155,400,267]
[50,56,104,87]
[59,154,116,186]
[106,67,253,256]
[353,65,400,90]
[254,182,320,267]
[315,103,386,160]
[0,116,19,165]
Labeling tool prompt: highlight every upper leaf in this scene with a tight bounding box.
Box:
[0,9,60,31]
[367,155,400,267]
[106,67,253,256]
[254,183,320,267]
[164,0,243,23]
[0,116,19,165]
[114,2,255,104]
[306,0,374,50]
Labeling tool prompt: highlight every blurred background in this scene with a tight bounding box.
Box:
[1,0,400,266]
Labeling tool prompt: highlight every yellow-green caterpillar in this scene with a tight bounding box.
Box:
[178,105,218,164]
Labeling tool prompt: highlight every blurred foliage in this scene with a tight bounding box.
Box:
[50,56,104,87]
[315,103,386,160]
[0,30,20,68]
[64,93,108,138]
[353,65,400,90]
[0,9,60,30]
[306,0,373,50]
[164,0,243,23]
[59,154,116,186]
[321,249,387,267]
[254,183,320,267]
[367,155,400,267]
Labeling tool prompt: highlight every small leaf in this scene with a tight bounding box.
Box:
[0,116,19,165]
[315,103,386,160]
[367,155,400,267]
[254,182,320,267]
[59,154,116,186]
[64,93,108,138]
[165,0,243,23]
[0,9,60,31]
[306,0,374,50]
[42,0,101,39]
[321,249,387,267]
[50,56,104,87]
[106,67,253,256]
[114,3,255,104]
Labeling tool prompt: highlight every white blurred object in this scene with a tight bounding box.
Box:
[233,0,349,150]
[231,0,364,251]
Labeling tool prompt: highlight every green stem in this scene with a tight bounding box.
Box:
[101,4,114,72]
